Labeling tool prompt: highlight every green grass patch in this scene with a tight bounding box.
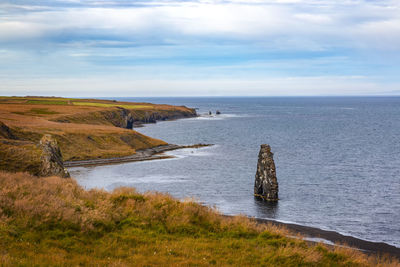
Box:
[11,111,26,115]
[11,108,60,116]
[72,101,153,109]
[29,108,60,115]
[26,100,68,105]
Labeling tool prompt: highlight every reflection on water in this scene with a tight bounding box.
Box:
[254,198,279,219]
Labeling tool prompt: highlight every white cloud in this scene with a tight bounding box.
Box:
[0,0,399,51]
[0,0,399,96]
[1,75,397,97]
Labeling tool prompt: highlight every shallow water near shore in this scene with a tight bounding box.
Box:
[70,97,400,247]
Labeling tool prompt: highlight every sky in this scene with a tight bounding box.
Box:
[0,0,399,96]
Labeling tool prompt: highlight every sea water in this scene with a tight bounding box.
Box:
[70,97,400,247]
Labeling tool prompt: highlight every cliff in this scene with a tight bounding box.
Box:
[51,106,197,129]
[0,97,196,176]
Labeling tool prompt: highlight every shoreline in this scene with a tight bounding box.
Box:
[65,142,400,259]
[247,216,400,259]
[64,143,212,167]
[60,103,400,260]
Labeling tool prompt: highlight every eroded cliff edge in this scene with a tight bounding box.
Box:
[51,106,197,129]
[0,97,197,177]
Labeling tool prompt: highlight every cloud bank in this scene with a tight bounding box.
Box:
[0,0,399,96]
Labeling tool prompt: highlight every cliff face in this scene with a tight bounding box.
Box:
[52,107,197,129]
[130,108,197,126]
[254,144,279,201]
[100,108,135,129]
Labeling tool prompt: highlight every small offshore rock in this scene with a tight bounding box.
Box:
[216,110,221,115]
[39,134,70,178]
[254,144,278,201]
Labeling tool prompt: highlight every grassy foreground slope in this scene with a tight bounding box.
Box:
[0,172,398,267]
[0,96,196,174]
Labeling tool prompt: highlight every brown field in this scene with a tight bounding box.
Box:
[0,96,196,174]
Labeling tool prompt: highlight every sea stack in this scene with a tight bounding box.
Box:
[254,144,278,201]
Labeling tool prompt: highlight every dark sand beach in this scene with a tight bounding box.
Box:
[252,217,400,259]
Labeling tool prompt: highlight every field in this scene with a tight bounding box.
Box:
[0,96,196,174]
[0,171,398,266]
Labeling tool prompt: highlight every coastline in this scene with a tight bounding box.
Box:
[64,128,400,258]
[67,134,400,260]
[248,216,400,258]
[47,98,399,260]
[0,96,199,175]
[64,143,212,167]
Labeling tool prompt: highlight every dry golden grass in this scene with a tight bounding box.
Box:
[0,171,398,266]
[72,101,154,109]
[0,97,196,171]
[0,141,43,175]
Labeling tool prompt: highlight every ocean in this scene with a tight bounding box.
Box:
[70,97,400,247]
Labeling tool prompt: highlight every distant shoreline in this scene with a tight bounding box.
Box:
[64,143,212,168]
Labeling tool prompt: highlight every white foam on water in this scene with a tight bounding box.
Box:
[165,145,217,158]
[109,174,188,186]
[187,113,248,121]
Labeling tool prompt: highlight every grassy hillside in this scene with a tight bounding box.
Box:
[0,171,397,266]
[0,97,196,174]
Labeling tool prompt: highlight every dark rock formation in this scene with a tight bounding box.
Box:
[52,108,197,129]
[39,134,70,178]
[100,108,134,129]
[216,110,221,115]
[120,108,134,129]
[254,144,278,201]
[0,121,17,140]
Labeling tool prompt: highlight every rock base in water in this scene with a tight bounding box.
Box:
[254,144,278,201]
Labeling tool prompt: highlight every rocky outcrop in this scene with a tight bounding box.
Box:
[0,121,17,140]
[254,144,278,201]
[52,107,197,129]
[102,108,134,129]
[39,134,70,178]
[131,109,197,126]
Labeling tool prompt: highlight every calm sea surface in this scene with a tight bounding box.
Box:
[70,97,400,247]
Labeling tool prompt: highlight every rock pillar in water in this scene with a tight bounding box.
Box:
[254,144,278,201]
[39,134,70,178]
